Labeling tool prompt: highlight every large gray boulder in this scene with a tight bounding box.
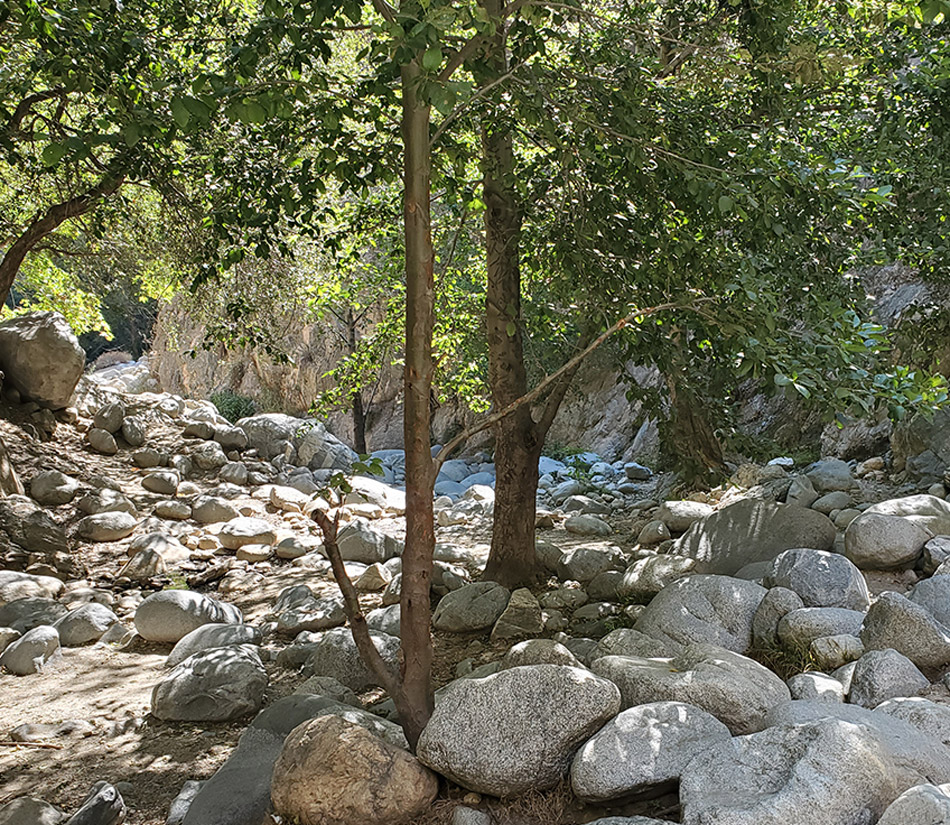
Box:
[76,511,137,542]
[0,571,63,607]
[432,581,511,633]
[134,590,242,643]
[270,715,437,825]
[672,499,836,575]
[0,797,66,824]
[908,575,950,626]
[30,471,80,507]
[570,701,731,803]
[634,575,766,654]
[849,649,929,708]
[776,607,865,648]
[864,494,950,534]
[166,623,262,668]
[417,665,620,797]
[878,783,950,825]
[0,597,67,633]
[860,591,950,668]
[765,699,950,787]
[591,644,790,735]
[0,311,84,409]
[0,625,60,674]
[0,496,69,557]
[52,604,118,646]
[875,697,950,748]
[620,554,697,601]
[151,645,267,722]
[765,548,869,611]
[844,513,933,569]
[679,717,939,825]
[295,421,357,470]
[336,520,403,564]
[300,627,400,691]
[181,695,405,825]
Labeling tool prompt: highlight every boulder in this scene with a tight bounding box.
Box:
[564,514,613,536]
[848,649,929,708]
[672,499,836,576]
[875,697,950,748]
[776,607,865,648]
[863,494,950,534]
[0,797,66,824]
[0,571,64,606]
[680,718,929,825]
[0,597,68,632]
[656,501,714,532]
[558,546,625,583]
[878,784,950,825]
[218,517,277,550]
[908,575,950,626]
[490,588,543,642]
[121,415,147,447]
[93,402,125,434]
[52,603,117,646]
[142,470,179,495]
[570,701,731,802]
[134,590,242,643]
[844,513,933,569]
[151,645,267,721]
[806,458,854,492]
[30,471,80,506]
[787,672,844,702]
[861,591,950,668]
[271,715,437,825]
[634,575,766,654]
[588,628,674,662]
[117,548,165,581]
[591,644,790,735]
[76,512,137,542]
[296,421,357,470]
[499,639,582,670]
[619,554,697,602]
[0,311,84,409]
[86,428,118,455]
[810,634,865,671]
[0,496,69,556]
[765,548,869,611]
[299,627,400,691]
[181,695,406,825]
[336,520,402,564]
[752,586,804,649]
[416,665,620,797]
[191,496,240,524]
[432,582,511,633]
[166,623,263,668]
[64,781,126,825]
[0,625,60,674]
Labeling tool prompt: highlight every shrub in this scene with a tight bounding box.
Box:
[210,389,257,422]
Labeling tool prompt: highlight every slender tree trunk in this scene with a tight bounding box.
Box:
[665,374,726,484]
[0,172,123,308]
[346,308,369,454]
[479,0,542,588]
[397,58,436,750]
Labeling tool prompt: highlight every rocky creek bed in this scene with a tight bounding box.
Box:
[4,313,950,824]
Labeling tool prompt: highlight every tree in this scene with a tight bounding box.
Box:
[0,0,243,310]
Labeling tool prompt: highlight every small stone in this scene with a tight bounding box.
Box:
[142,470,180,495]
[76,511,137,542]
[564,514,612,536]
[218,517,277,550]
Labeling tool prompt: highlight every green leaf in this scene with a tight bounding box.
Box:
[422,47,443,72]
[506,320,516,337]
[718,195,734,214]
[171,97,191,129]
[41,143,66,166]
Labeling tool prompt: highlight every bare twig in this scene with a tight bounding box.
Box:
[311,507,399,697]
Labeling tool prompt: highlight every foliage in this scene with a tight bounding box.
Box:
[210,390,257,423]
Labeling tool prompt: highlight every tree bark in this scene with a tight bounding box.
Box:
[0,171,124,308]
[396,58,436,751]
[479,0,542,588]
[666,374,727,484]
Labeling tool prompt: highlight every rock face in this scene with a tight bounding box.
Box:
[570,701,732,802]
[0,311,84,409]
[672,499,836,576]
[151,645,267,722]
[134,591,242,643]
[591,645,790,735]
[271,715,438,825]
[765,548,869,611]
[679,718,935,825]
[417,665,620,797]
[634,575,766,654]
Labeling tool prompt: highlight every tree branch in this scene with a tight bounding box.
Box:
[311,508,400,696]
[433,299,713,470]
[4,88,64,135]
[370,0,397,25]
[536,331,595,439]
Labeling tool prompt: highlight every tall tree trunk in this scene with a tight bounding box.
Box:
[479,0,541,588]
[346,308,368,454]
[665,374,726,485]
[396,58,436,751]
[0,171,123,308]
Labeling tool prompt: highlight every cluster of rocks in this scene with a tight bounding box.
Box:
[6,312,950,824]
